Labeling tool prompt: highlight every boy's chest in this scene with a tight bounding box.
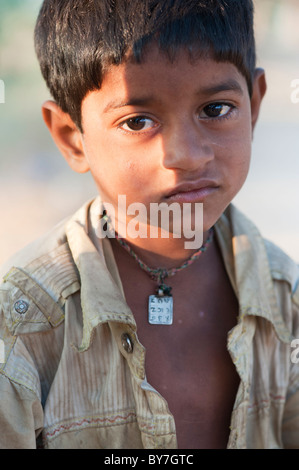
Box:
[112,238,240,448]
[134,292,240,449]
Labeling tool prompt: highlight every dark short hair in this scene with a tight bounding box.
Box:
[34,0,256,132]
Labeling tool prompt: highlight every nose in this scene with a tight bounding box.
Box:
[162,121,214,172]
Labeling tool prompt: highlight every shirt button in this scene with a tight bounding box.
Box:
[14,300,29,314]
[121,333,134,354]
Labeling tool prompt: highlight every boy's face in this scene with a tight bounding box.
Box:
[44,46,266,235]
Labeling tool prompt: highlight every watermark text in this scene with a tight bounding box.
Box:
[103,453,194,466]
[95,195,204,249]
[291,79,299,104]
[291,339,299,363]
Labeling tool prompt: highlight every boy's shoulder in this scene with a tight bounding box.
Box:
[223,204,299,303]
[264,238,299,294]
[0,215,68,280]
[0,201,92,337]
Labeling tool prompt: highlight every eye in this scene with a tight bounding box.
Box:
[118,116,157,133]
[200,103,234,119]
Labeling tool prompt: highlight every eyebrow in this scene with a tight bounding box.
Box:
[199,79,244,97]
[103,78,244,114]
[103,97,156,114]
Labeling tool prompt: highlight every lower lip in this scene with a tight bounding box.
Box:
[165,186,218,203]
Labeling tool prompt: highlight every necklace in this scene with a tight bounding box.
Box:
[101,212,214,325]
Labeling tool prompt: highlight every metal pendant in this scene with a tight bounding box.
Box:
[148,285,173,325]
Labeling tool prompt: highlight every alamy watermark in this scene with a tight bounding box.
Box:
[291,339,299,364]
[291,79,299,104]
[0,80,4,104]
[95,195,204,249]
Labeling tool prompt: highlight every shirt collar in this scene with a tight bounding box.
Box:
[65,199,136,352]
[215,204,292,344]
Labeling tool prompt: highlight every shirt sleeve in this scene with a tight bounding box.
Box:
[0,297,44,449]
[0,373,43,449]
[282,283,299,449]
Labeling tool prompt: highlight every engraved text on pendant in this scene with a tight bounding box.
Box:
[148,295,173,325]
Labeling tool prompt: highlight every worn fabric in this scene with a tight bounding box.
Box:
[0,198,298,449]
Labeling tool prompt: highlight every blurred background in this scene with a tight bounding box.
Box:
[0,0,298,265]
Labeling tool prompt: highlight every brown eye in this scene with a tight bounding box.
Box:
[200,103,233,119]
[126,117,147,131]
[119,116,157,133]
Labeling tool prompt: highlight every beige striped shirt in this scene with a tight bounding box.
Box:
[0,198,299,448]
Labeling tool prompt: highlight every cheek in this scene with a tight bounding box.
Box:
[118,149,159,191]
[236,132,252,177]
[228,119,252,168]
[217,130,251,192]
[91,153,152,203]
[122,159,142,177]
[229,150,251,190]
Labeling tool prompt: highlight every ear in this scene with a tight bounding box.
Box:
[250,68,267,134]
[42,100,90,173]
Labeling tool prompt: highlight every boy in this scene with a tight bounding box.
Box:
[0,0,298,449]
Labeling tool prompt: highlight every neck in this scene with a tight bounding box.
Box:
[113,228,214,270]
[100,209,213,269]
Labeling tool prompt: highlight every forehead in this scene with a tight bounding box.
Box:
[83,47,247,113]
